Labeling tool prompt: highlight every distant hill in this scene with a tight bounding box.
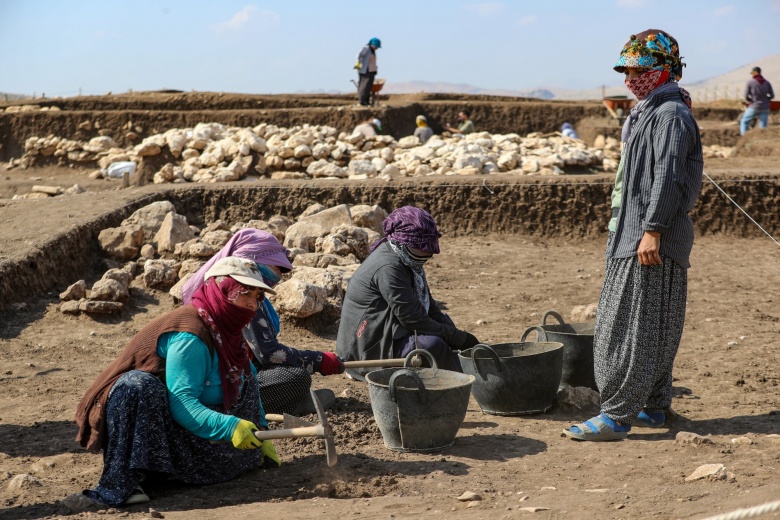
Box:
[382,54,780,101]
[682,54,780,101]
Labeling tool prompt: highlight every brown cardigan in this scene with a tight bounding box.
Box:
[74,305,215,452]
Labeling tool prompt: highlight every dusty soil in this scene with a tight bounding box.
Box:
[1,232,779,520]
[1,94,779,520]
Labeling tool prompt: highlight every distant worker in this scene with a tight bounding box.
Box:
[740,66,774,135]
[354,118,382,138]
[444,110,475,135]
[413,115,434,144]
[561,122,580,140]
[355,37,381,106]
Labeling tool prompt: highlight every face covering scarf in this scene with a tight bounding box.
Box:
[624,69,667,100]
[388,239,431,313]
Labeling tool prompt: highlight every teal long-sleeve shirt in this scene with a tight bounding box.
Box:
[156,331,268,442]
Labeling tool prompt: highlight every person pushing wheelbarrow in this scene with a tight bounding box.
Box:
[355,37,381,106]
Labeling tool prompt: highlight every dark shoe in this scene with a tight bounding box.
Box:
[291,389,336,415]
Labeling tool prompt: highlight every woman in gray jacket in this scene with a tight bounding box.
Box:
[564,29,702,442]
[336,206,480,378]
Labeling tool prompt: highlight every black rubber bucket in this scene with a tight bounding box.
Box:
[540,310,597,391]
[365,350,475,452]
[458,326,563,415]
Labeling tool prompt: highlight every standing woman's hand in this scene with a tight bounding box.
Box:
[637,231,662,265]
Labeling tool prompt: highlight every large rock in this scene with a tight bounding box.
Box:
[298,203,326,220]
[60,300,84,314]
[121,201,176,239]
[293,252,358,268]
[187,241,219,258]
[306,159,346,178]
[327,224,371,261]
[350,204,387,233]
[169,272,195,301]
[284,206,351,251]
[89,278,129,302]
[59,280,87,301]
[154,212,196,252]
[315,235,351,257]
[685,464,727,482]
[79,300,124,314]
[179,258,205,279]
[272,279,327,318]
[290,266,344,300]
[143,260,179,289]
[98,225,144,260]
[201,230,233,249]
[101,267,133,288]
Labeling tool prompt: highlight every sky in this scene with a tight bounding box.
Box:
[1,0,779,97]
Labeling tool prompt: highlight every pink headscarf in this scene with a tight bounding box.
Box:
[182,229,293,304]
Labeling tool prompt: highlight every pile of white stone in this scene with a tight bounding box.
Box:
[60,200,387,319]
[702,144,734,159]
[20,122,622,182]
[354,132,611,178]
[2,105,61,113]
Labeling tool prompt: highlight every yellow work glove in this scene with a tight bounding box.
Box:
[231,419,261,450]
[354,61,361,70]
[261,440,281,467]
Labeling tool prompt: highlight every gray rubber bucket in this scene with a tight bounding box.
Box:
[459,326,563,415]
[540,310,597,391]
[365,350,475,452]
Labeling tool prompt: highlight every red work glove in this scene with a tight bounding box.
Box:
[319,352,345,375]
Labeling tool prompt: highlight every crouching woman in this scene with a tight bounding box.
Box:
[74,257,279,506]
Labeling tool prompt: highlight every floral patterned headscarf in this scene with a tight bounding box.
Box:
[613,29,685,81]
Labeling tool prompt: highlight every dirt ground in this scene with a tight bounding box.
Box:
[1,94,780,519]
[1,230,779,520]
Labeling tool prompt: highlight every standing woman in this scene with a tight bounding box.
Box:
[182,229,344,415]
[564,29,703,441]
[75,257,279,506]
[337,206,481,379]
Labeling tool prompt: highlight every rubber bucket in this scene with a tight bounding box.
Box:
[459,326,563,415]
[366,350,475,452]
[540,310,597,391]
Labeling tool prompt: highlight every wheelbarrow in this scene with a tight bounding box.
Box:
[350,77,386,106]
[603,95,634,126]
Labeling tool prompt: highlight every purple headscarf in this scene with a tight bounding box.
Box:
[369,206,442,254]
[182,229,293,304]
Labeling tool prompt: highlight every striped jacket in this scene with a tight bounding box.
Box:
[609,91,703,268]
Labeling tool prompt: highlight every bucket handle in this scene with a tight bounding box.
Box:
[520,325,548,343]
[389,369,428,404]
[541,310,567,326]
[403,348,437,369]
[471,343,502,375]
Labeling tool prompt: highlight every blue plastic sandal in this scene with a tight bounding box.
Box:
[633,410,666,428]
[563,414,630,441]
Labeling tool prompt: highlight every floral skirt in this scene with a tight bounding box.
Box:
[84,370,264,506]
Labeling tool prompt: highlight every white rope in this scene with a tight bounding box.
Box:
[701,499,780,520]
[703,172,780,248]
